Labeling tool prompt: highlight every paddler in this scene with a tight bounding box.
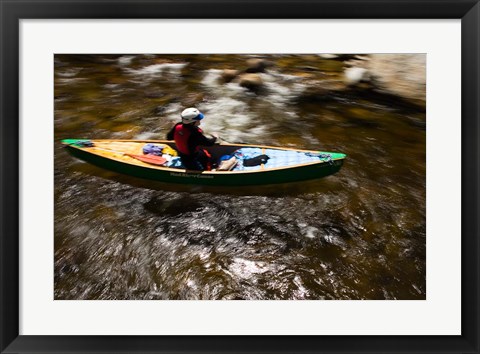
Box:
[166,107,218,171]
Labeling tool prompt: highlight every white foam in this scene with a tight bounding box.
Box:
[55,68,82,78]
[304,226,319,239]
[201,69,223,89]
[125,63,187,80]
[229,258,269,279]
[117,55,135,66]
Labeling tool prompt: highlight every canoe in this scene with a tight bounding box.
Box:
[62,139,346,186]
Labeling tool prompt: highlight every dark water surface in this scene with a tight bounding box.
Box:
[54,54,425,300]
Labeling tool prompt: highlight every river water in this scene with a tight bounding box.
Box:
[54,54,426,300]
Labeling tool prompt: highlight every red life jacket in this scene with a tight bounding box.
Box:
[173,124,192,155]
[172,124,214,170]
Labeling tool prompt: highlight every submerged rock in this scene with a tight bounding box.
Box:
[181,93,205,107]
[297,79,348,102]
[145,91,166,99]
[152,105,166,115]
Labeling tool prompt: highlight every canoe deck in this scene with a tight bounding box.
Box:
[62,139,346,186]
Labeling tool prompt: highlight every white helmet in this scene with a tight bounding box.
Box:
[181,107,204,124]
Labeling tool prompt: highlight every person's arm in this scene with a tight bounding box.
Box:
[194,129,217,146]
[166,123,178,140]
[187,127,216,154]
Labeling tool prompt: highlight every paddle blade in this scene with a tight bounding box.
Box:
[126,154,167,166]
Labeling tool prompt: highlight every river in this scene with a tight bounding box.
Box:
[54,54,426,300]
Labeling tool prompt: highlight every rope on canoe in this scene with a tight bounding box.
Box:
[318,153,333,164]
[305,152,333,164]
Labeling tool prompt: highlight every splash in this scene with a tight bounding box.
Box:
[124,63,187,82]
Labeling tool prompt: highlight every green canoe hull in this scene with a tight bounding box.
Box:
[63,141,345,186]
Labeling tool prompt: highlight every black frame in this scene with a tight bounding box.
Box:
[1,0,478,353]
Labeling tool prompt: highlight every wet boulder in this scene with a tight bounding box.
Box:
[245,58,271,73]
[237,73,264,91]
[363,54,426,109]
[220,69,240,83]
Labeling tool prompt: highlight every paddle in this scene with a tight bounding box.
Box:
[211,133,233,145]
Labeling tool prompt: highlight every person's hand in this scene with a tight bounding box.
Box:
[210,132,221,143]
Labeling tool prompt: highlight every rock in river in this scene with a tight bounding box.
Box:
[360,54,426,109]
[245,58,271,73]
[237,73,264,91]
[220,69,240,83]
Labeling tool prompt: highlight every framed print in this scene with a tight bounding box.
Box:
[1,0,479,353]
